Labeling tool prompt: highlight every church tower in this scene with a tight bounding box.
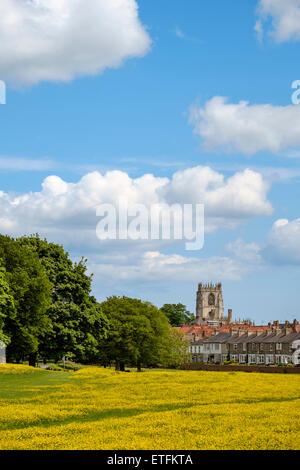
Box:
[195,283,224,325]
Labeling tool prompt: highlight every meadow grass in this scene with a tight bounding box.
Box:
[0,364,299,450]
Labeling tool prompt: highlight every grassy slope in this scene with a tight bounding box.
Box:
[0,365,299,450]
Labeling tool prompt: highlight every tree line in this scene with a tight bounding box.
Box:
[0,234,192,370]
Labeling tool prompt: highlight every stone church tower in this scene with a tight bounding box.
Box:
[195,283,225,325]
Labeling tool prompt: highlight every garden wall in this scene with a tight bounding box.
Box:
[180,364,300,374]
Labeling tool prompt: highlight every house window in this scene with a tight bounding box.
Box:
[266,355,274,364]
[276,343,282,351]
[234,344,238,351]
[270,344,273,352]
[243,343,247,352]
[281,355,288,364]
[249,354,256,364]
[260,343,264,352]
[258,355,264,364]
[252,343,256,352]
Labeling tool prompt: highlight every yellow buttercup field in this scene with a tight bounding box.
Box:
[0,364,299,450]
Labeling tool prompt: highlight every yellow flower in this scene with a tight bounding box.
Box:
[0,365,299,450]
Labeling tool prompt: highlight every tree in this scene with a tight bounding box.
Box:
[160,303,195,327]
[18,235,108,363]
[0,262,15,346]
[0,235,53,365]
[159,328,191,368]
[100,296,173,371]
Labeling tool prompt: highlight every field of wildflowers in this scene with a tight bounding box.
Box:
[0,364,299,450]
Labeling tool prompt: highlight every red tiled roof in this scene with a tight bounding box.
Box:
[180,323,273,337]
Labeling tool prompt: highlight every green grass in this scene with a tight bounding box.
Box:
[0,368,73,401]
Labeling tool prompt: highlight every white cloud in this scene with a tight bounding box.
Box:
[189,96,300,155]
[226,238,263,264]
[0,166,273,241]
[254,19,264,42]
[0,166,273,286]
[0,157,57,171]
[89,249,257,285]
[256,0,300,42]
[263,218,300,264]
[0,0,151,86]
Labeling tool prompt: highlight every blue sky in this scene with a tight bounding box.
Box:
[0,0,300,323]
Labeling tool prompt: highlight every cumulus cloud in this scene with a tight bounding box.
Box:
[0,166,274,286]
[0,0,151,86]
[226,238,263,264]
[263,218,300,264]
[189,96,300,155]
[89,249,255,285]
[256,0,300,42]
[162,166,272,224]
[0,166,273,242]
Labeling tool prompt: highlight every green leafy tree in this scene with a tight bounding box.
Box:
[100,296,182,371]
[160,327,191,368]
[18,235,108,363]
[0,262,15,346]
[160,303,195,327]
[0,235,53,365]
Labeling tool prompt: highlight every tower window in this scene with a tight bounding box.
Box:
[208,293,215,306]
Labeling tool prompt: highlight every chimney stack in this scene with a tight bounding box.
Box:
[256,330,264,336]
[228,309,232,324]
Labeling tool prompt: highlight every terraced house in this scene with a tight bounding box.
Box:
[189,321,300,366]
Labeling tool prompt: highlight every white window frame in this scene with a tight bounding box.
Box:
[249,354,256,364]
[257,355,265,364]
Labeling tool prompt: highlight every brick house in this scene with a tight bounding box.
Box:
[188,323,300,365]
